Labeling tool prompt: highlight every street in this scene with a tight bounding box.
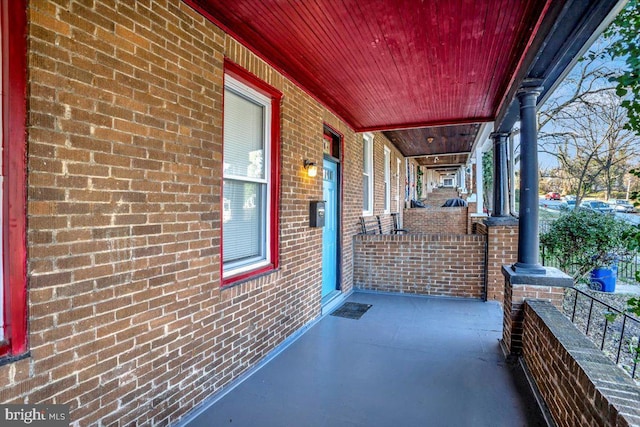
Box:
[538,197,640,225]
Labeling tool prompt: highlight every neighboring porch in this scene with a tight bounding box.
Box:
[179,292,545,427]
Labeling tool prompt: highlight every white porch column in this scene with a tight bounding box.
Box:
[469,122,493,215]
[459,166,466,194]
[475,148,484,215]
[509,133,516,214]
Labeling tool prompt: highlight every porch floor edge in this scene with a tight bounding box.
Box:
[353,287,485,302]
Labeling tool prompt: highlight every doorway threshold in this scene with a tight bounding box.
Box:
[321,290,346,316]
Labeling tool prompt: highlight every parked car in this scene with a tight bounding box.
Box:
[581,200,614,214]
[563,195,576,201]
[560,200,576,211]
[608,199,636,213]
[545,192,561,200]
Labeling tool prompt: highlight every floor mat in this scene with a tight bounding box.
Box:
[330,302,372,320]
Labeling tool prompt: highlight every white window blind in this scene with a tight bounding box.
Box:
[363,134,373,215]
[223,90,265,180]
[223,76,271,276]
[384,146,391,213]
[396,158,401,212]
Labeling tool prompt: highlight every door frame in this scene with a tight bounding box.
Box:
[322,123,343,294]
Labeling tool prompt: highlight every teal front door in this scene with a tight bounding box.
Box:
[322,158,338,299]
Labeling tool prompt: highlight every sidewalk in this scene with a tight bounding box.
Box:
[616,283,640,295]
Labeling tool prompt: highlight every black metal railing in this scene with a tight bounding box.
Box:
[618,253,640,284]
[538,219,554,235]
[563,287,640,381]
[542,246,639,284]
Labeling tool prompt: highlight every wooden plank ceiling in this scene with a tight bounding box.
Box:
[185,0,551,163]
[385,123,480,160]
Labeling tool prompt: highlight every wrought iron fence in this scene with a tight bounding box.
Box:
[619,253,640,284]
[563,287,640,381]
[538,219,554,235]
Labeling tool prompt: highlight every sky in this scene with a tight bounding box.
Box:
[535,35,633,170]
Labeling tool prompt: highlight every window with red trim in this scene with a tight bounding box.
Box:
[221,61,281,285]
[0,0,28,360]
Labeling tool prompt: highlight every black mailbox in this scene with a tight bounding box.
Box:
[309,201,325,227]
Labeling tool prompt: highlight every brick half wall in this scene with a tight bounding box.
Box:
[403,207,468,234]
[523,300,640,427]
[353,234,486,298]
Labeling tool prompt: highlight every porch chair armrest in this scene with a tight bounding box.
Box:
[391,212,408,234]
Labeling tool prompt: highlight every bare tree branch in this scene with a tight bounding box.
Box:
[537,40,640,201]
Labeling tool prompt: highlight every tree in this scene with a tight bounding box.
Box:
[600,3,640,358]
[605,0,640,135]
[482,150,493,212]
[624,168,640,199]
[623,167,640,358]
[588,91,639,199]
[537,43,640,203]
[540,209,636,279]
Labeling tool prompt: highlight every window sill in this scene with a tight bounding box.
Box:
[0,351,30,367]
[222,264,278,288]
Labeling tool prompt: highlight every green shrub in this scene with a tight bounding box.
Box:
[540,209,637,280]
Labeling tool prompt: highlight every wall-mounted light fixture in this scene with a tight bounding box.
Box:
[427,137,434,144]
[304,160,318,177]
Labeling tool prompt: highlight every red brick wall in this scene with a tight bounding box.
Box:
[522,300,640,427]
[466,202,479,232]
[7,2,370,425]
[485,223,518,302]
[502,283,564,355]
[474,222,488,235]
[422,187,459,205]
[403,207,469,234]
[353,234,486,298]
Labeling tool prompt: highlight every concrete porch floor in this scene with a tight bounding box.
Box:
[180,292,545,427]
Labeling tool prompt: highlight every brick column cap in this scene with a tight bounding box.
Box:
[484,216,518,226]
[502,265,573,287]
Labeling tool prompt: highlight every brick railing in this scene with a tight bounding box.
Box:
[522,300,640,427]
[403,207,469,234]
[423,188,460,205]
[353,233,486,298]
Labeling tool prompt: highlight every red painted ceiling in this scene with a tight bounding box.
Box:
[185,0,550,135]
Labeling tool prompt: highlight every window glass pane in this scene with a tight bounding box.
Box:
[223,180,265,264]
[363,135,373,213]
[363,175,369,209]
[363,141,369,170]
[384,148,390,211]
[384,182,388,210]
[224,89,265,179]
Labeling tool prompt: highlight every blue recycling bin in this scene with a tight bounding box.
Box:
[590,265,617,292]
